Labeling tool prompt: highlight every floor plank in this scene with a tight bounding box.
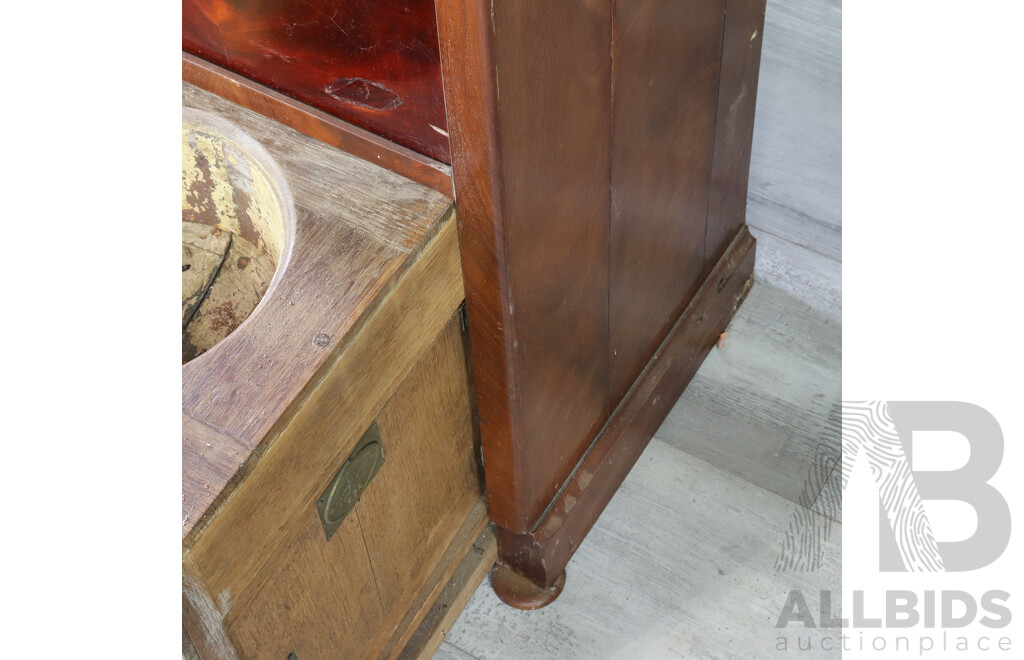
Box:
[812,459,843,524]
[442,440,840,659]
[433,642,479,660]
[656,280,840,505]
[748,0,842,262]
[751,227,841,321]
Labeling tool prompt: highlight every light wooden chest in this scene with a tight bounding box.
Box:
[182,82,487,660]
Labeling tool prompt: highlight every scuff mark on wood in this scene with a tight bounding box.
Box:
[326,77,404,111]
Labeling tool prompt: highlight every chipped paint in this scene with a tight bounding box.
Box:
[182,108,295,363]
[182,228,276,363]
[182,108,292,264]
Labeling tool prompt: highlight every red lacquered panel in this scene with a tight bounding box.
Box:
[183,0,451,164]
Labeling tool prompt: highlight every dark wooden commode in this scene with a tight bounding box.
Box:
[436,0,764,604]
[184,0,765,615]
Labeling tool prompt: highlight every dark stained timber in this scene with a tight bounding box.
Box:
[436,0,613,534]
[182,53,453,196]
[705,0,767,266]
[437,0,766,601]
[498,228,756,589]
[183,0,451,163]
[609,0,728,408]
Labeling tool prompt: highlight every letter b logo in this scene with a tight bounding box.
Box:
[882,402,1011,571]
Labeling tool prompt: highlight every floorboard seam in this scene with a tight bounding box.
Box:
[746,222,842,264]
[646,436,838,520]
[445,639,483,660]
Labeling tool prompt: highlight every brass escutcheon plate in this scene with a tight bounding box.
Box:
[316,422,385,540]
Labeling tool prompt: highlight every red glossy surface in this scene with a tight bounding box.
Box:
[183,0,450,164]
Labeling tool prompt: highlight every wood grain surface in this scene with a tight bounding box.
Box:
[355,317,486,659]
[182,53,453,196]
[186,216,463,610]
[215,318,483,660]
[182,627,200,660]
[705,0,767,266]
[182,557,239,660]
[183,0,450,162]
[359,318,481,614]
[609,0,728,407]
[380,500,490,659]
[436,0,612,534]
[399,525,497,660]
[437,0,766,587]
[497,227,755,588]
[186,314,484,659]
[223,503,384,659]
[181,81,454,546]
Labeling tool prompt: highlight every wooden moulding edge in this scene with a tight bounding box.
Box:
[495,225,758,589]
[396,512,497,659]
[181,51,454,197]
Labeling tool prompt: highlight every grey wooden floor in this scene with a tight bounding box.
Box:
[435,0,841,657]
